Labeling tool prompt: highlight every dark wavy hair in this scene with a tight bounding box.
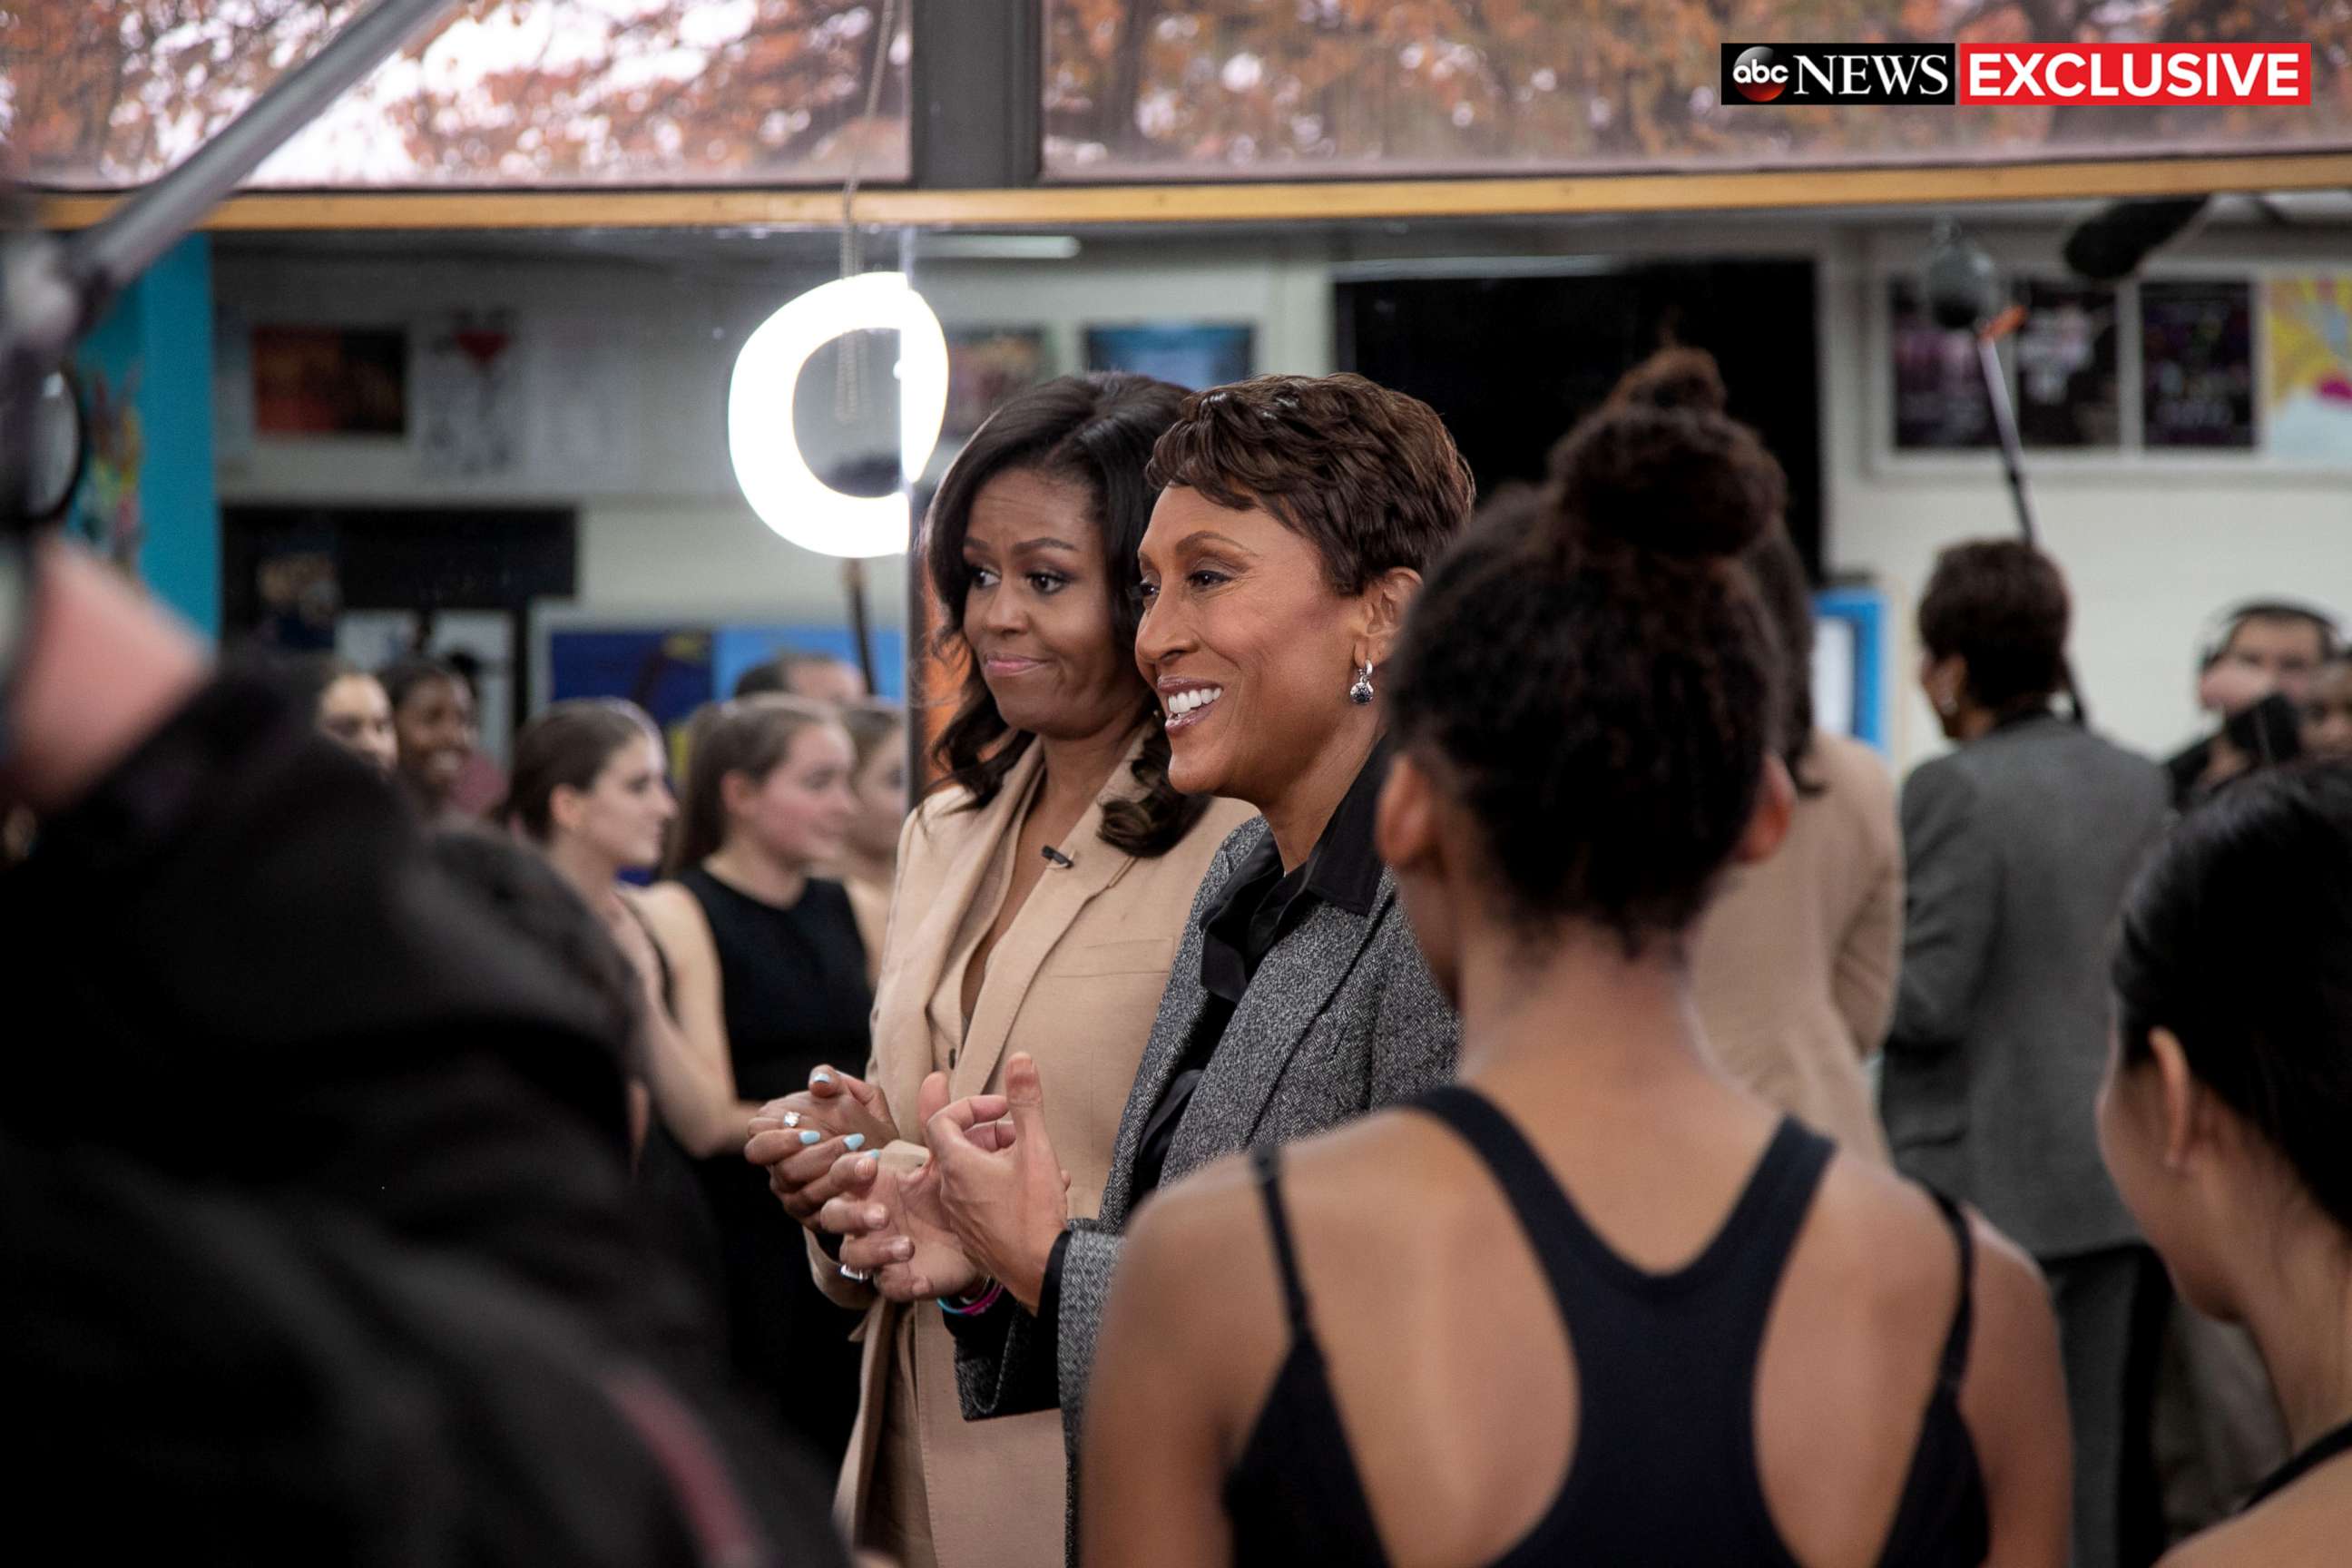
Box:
[924,372,1205,859]
[1146,372,1475,593]
[1391,398,1782,952]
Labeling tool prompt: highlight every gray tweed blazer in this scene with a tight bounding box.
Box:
[953,813,1459,1534]
[1882,712,2171,1259]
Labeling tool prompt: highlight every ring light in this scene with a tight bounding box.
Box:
[726,271,947,559]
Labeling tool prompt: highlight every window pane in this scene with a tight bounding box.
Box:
[1043,2,2349,177]
[4,0,908,191]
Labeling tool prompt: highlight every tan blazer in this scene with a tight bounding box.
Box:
[1690,731,1901,1161]
[809,732,1253,1568]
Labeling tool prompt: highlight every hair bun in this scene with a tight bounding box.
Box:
[1551,404,1780,561]
[1605,347,1729,416]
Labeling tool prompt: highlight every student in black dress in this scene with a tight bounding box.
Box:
[1083,399,2073,1567]
[2101,764,2352,1567]
[639,693,872,1465]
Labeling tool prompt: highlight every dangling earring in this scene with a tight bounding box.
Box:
[1348,662,1376,706]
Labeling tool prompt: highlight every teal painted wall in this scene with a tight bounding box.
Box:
[72,235,218,635]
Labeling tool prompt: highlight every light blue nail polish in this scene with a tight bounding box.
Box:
[846,1134,867,1152]
[811,1072,835,1086]
[799,1131,822,1145]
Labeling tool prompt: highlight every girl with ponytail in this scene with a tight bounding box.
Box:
[1083,397,2071,1568]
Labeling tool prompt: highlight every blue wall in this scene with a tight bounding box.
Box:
[72,235,218,635]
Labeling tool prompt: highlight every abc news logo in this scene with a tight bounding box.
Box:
[1722,42,2310,106]
[1724,44,1952,104]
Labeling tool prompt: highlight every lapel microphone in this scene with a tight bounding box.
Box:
[1041,845,1074,869]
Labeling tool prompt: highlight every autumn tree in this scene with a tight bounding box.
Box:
[3,0,2339,188]
[0,0,906,188]
[1042,0,2351,173]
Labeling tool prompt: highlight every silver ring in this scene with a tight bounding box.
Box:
[839,1266,870,1283]
[782,1112,802,1129]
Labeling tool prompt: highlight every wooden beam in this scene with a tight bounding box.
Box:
[37,152,2352,232]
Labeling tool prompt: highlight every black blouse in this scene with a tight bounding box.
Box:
[1029,738,1392,1344]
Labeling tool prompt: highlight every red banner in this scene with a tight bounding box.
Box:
[1956,44,2311,106]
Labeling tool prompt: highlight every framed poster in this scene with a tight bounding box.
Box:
[2266,274,2352,462]
[945,328,1049,444]
[2141,279,2256,451]
[1888,281,1994,451]
[2012,280,2119,449]
[419,309,522,475]
[252,326,407,436]
[1085,323,1254,390]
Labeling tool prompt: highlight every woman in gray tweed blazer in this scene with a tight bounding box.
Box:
[814,373,1470,1547]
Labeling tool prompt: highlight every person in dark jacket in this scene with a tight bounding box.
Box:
[1886,538,2173,1568]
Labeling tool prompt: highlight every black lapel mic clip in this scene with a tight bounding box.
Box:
[1041,845,1074,869]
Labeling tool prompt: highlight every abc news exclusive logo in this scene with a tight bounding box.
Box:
[1723,43,2310,107]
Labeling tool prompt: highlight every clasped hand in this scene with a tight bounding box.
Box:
[745,1063,897,1224]
[815,1053,1073,1310]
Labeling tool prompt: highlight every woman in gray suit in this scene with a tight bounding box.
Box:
[817,372,1469,1542]
[1886,539,2173,1568]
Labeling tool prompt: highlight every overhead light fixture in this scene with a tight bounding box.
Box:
[726,270,947,560]
[914,235,1083,261]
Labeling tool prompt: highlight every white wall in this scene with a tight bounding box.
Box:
[1818,224,2352,772]
[216,248,902,624]
[212,240,1335,634]
[216,218,2352,772]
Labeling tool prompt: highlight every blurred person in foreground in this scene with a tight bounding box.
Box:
[1887,539,2173,1568]
[0,535,842,1564]
[2101,764,2352,1567]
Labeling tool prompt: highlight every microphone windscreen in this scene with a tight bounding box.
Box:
[2063,197,2209,282]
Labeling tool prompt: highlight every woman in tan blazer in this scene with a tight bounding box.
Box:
[1583,347,1900,1159]
[746,374,1252,1568]
[1690,727,1900,1158]
[1689,504,1899,1159]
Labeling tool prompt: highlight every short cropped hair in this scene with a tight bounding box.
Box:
[1145,373,1475,594]
[1917,540,2071,712]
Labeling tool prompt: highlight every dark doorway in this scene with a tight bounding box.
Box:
[222,504,577,742]
[1335,260,1823,576]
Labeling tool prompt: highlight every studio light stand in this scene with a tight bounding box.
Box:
[1921,218,2090,726]
[1,0,460,704]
